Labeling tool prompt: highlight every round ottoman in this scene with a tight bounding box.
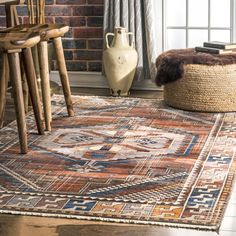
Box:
[156,49,236,112]
[164,64,236,112]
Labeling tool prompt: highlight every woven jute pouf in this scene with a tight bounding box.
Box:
[164,64,236,112]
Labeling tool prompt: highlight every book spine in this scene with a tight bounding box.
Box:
[195,47,221,54]
[203,42,225,49]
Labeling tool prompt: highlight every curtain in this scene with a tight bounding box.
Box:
[103,0,157,81]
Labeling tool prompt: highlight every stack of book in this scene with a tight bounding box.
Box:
[195,41,236,54]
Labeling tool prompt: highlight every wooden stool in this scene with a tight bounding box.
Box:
[0,1,74,132]
[5,23,75,131]
[0,30,44,153]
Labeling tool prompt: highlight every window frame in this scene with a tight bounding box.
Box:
[160,0,236,51]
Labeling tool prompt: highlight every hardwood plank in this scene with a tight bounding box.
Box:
[56,225,219,236]
[225,203,236,217]
[218,232,236,236]
[0,214,234,236]
[221,216,236,231]
[229,192,236,204]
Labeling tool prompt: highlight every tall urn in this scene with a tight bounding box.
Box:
[103,27,138,96]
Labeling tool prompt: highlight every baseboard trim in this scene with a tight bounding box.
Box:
[50,71,162,91]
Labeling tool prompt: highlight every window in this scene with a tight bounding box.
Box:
[154,0,236,51]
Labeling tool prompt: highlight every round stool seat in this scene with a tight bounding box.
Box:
[2,24,69,41]
[0,31,40,51]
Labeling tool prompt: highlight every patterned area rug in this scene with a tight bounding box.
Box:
[0,95,235,230]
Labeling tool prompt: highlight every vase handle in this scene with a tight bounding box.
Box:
[126,32,135,48]
[105,33,114,48]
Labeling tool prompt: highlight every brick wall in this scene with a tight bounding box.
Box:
[0,0,104,72]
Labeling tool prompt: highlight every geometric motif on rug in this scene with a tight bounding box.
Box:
[0,95,235,230]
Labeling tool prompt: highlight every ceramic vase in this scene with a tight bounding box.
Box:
[103,27,138,96]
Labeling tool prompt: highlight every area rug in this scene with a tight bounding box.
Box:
[0,95,235,230]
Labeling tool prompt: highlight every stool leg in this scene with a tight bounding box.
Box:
[0,54,9,128]
[8,52,27,154]
[53,37,74,117]
[20,58,29,114]
[31,46,42,98]
[22,48,44,135]
[38,41,51,131]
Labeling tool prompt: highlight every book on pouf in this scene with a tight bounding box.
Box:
[195,46,233,54]
[203,41,236,50]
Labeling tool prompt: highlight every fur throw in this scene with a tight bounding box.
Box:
[155,48,236,86]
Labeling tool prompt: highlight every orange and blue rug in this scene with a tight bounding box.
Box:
[0,95,235,230]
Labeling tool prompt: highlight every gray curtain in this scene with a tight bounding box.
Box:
[103,0,157,81]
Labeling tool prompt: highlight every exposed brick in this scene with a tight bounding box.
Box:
[55,16,86,27]
[62,39,87,49]
[0,17,6,26]
[87,0,104,4]
[15,5,28,16]
[63,50,74,60]
[45,17,55,24]
[22,16,29,24]
[0,7,6,16]
[87,16,103,27]
[65,61,87,71]
[56,0,86,4]
[88,39,103,49]
[88,61,102,71]
[0,1,104,72]
[75,50,102,60]
[45,0,54,5]
[22,16,54,24]
[74,28,103,38]
[73,6,103,16]
[45,6,72,16]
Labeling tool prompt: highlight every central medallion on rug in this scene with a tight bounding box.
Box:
[0,95,235,230]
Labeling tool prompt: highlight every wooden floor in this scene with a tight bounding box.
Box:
[1,87,236,236]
